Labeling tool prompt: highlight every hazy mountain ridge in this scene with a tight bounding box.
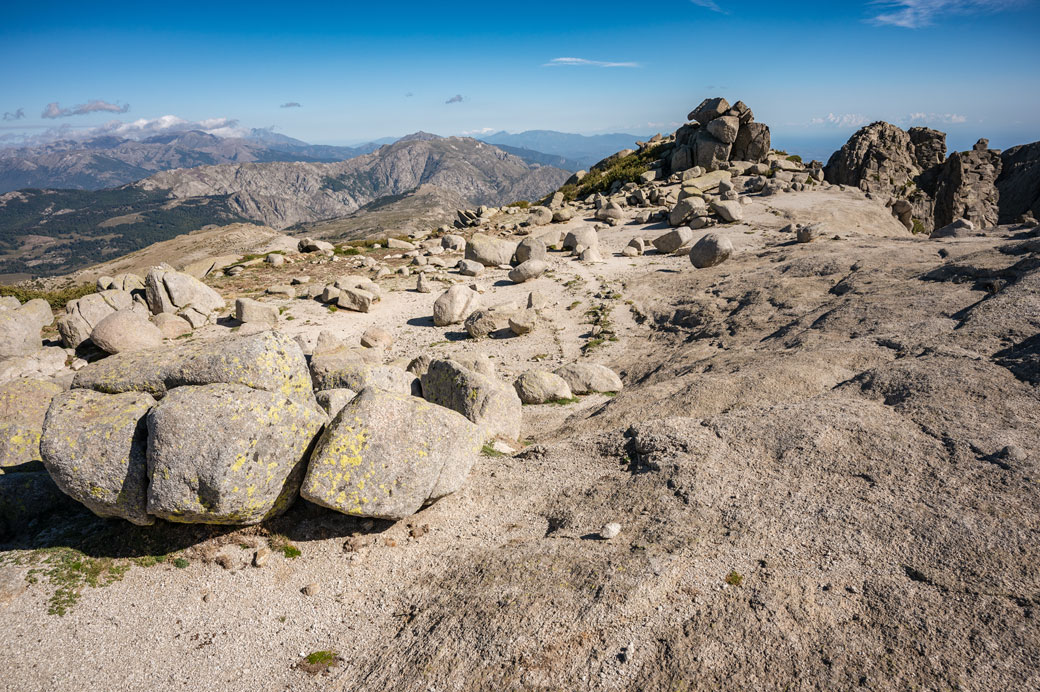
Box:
[0,131,379,194]
[0,137,568,277]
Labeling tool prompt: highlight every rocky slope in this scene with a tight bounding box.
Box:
[0,130,379,193]
[1,97,1038,691]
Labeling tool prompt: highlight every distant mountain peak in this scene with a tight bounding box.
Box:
[397,131,442,143]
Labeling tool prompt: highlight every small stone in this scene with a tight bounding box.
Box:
[360,326,393,349]
[600,522,622,539]
[253,547,272,567]
[301,583,320,596]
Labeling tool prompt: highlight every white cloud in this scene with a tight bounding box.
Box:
[544,57,640,68]
[3,115,248,147]
[904,112,969,124]
[810,113,872,128]
[41,99,130,119]
[461,127,496,135]
[870,0,1024,28]
[690,0,725,12]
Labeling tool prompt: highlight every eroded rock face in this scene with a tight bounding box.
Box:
[421,359,522,440]
[825,122,919,194]
[997,141,1040,223]
[933,143,1003,230]
[73,330,313,402]
[146,383,326,525]
[301,387,482,520]
[145,266,225,325]
[41,389,156,525]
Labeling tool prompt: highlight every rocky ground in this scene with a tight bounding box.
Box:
[1,170,1038,690]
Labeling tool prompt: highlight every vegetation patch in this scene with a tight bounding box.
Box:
[557,143,665,201]
[725,570,744,587]
[299,650,342,675]
[481,443,505,458]
[0,283,93,310]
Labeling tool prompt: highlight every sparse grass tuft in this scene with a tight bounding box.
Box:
[507,200,531,209]
[173,557,190,569]
[481,443,505,458]
[299,650,342,675]
[725,570,744,587]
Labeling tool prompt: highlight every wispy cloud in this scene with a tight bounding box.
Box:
[2,108,25,121]
[3,115,246,147]
[690,0,725,12]
[42,99,130,119]
[905,112,968,124]
[445,94,464,104]
[810,113,872,128]
[279,102,301,108]
[870,0,1024,28]
[462,127,496,135]
[544,57,641,68]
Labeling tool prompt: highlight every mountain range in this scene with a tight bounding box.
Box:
[0,136,569,277]
[0,130,381,194]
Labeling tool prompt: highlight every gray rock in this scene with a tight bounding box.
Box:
[689,97,731,125]
[669,197,708,227]
[796,224,825,243]
[554,363,623,394]
[360,327,392,350]
[515,236,548,264]
[73,330,314,402]
[433,285,482,326]
[513,371,572,404]
[151,313,192,339]
[146,267,225,317]
[689,232,734,268]
[41,389,156,525]
[235,298,278,325]
[508,309,538,336]
[336,287,377,313]
[711,199,743,223]
[421,359,522,440]
[311,356,418,395]
[265,253,285,266]
[653,228,695,254]
[526,206,553,226]
[266,284,296,298]
[465,310,499,339]
[91,310,164,354]
[299,238,334,253]
[508,259,547,284]
[563,227,598,251]
[0,310,41,359]
[0,378,64,474]
[933,145,1002,230]
[552,208,575,223]
[731,122,771,163]
[17,299,53,329]
[300,387,482,520]
[707,115,740,145]
[146,383,326,524]
[441,234,466,251]
[465,234,516,267]
[930,218,976,239]
[457,259,484,277]
[416,273,432,293]
[315,388,358,418]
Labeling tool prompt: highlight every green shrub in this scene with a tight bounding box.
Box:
[507,200,531,209]
[562,144,666,200]
[786,154,802,163]
[0,283,93,310]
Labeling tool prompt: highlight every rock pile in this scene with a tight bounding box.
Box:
[825,122,1004,232]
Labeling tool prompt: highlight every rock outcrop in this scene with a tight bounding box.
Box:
[996,141,1040,223]
[825,123,1004,233]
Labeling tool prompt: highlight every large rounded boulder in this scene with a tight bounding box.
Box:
[40,389,156,525]
[301,387,482,520]
[146,383,326,525]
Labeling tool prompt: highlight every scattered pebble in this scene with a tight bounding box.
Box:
[301,583,320,596]
[600,522,622,540]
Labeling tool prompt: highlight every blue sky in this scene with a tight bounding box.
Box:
[2,0,1038,159]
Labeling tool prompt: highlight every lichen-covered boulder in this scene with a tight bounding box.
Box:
[146,383,326,525]
[73,330,313,403]
[420,359,522,440]
[0,378,64,474]
[40,389,156,525]
[301,387,482,520]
